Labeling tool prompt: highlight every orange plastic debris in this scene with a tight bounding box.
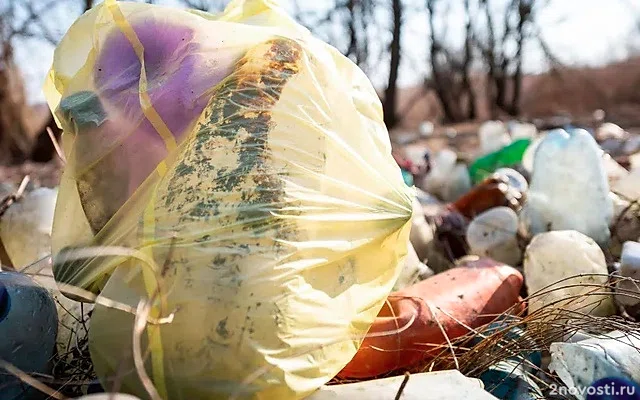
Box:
[337,258,524,379]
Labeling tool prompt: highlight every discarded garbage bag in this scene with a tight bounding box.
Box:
[44,1,413,399]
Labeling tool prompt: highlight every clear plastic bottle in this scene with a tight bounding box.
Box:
[520,128,614,245]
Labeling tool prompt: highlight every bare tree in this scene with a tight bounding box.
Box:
[426,0,477,123]
[294,0,376,73]
[293,0,412,128]
[476,0,544,117]
[382,0,403,128]
[461,0,476,119]
[344,0,375,68]
[0,1,57,165]
[0,21,30,164]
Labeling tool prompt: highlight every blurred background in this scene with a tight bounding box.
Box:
[1,0,640,182]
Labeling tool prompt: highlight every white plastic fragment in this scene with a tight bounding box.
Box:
[395,131,419,145]
[419,121,435,137]
[520,129,613,245]
[509,122,538,140]
[561,328,594,344]
[523,230,615,316]
[631,153,640,172]
[415,187,443,207]
[494,168,528,194]
[602,153,630,185]
[421,149,456,197]
[623,134,640,155]
[611,192,631,220]
[466,207,521,266]
[549,330,640,400]
[404,147,429,169]
[521,134,544,174]
[410,197,434,261]
[608,192,640,258]
[445,127,458,139]
[612,168,640,202]
[0,187,58,268]
[307,370,499,400]
[444,163,473,202]
[394,242,434,291]
[421,149,471,202]
[616,241,640,308]
[596,122,626,141]
[479,120,511,155]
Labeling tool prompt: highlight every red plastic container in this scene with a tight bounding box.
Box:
[337,258,524,379]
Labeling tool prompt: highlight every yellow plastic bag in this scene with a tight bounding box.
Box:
[44,1,413,399]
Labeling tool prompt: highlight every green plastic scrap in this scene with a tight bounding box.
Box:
[59,90,107,131]
[469,139,531,183]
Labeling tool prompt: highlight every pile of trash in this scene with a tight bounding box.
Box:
[1,1,640,400]
[391,119,640,398]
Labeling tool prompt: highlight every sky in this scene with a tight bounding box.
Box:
[9,0,640,105]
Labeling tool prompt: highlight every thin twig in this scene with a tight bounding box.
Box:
[0,359,66,400]
[394,372,411,400]
[132,300,162,400]
[0,175,30,217]
[46,127,66,164]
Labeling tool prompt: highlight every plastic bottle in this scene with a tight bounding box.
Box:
[451,171,525,219]
[520,128,614,245]
[0,272,57,400]
[509,121,538,140]
[337,259,523,379]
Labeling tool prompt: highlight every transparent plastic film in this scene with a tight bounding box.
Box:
[44,1,413,399]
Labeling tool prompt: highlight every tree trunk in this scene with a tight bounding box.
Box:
[427,0,457,122]
[508,0,532,116]
[383,0,402,128]
[462,0,476,120]
[358,0,372,69]
[346,0,359,63]
[0,42,30,165]
[495,68,508,112]
[480,0,499,118]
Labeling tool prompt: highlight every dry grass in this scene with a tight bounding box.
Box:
[345,274,640,399]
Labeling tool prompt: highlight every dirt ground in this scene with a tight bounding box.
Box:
[0,159,63,189]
